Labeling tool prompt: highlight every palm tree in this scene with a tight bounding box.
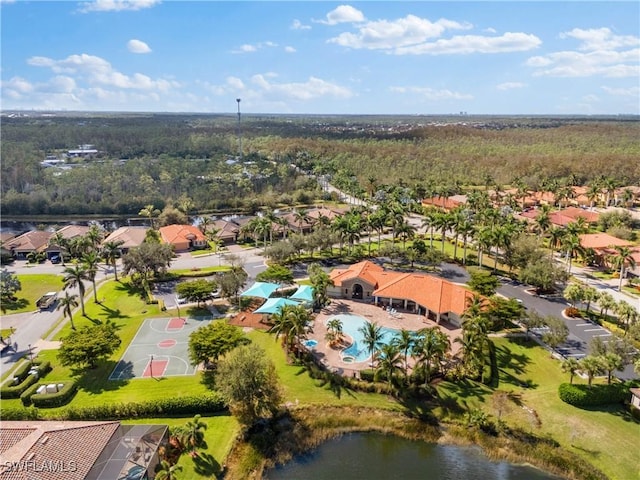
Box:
[269,304,310,355]
[101,240,124,281]
[182,414,207,453]
[57,292,79,330]
[414,327,450,385]
[547,226,566,258]
[325,318,344,346]
[600,352,623,385]
[392,329,415,380]
[375,343,403,390]
[582,285,598,314]
[457,218,474,266]
[395,220,416,251]
[49,231,68,264]
[561,357,580,384]
[82,251,101,303]
[63,263,89,316]
[85,224,104,252]
[609,246,637,291]
[359,321,384,367]
[562,234,583,275]
[614,300,638,336]
[586,182,601,209]
[579,355,604,387]
[155,460,182,480]
[139,204,160,229]
[596,291,616,320]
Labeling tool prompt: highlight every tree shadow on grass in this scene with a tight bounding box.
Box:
[1,298,29,312]
[73,359,130,394]
[192,451,220,477]
[97,302,128,320]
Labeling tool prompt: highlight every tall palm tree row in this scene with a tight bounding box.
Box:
[62,263,89,316]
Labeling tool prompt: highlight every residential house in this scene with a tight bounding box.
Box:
[159,224,208,252]
[578,233,636,268]
[101,227,148,254]
[5,231,53,260]
[45,225,91,260]
[328,260,475,326]
[630,388,640,410]
[520,206,600,228]
[0,421,168,480]
[212,219,241,244]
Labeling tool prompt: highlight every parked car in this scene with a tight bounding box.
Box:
[50,255,61,264]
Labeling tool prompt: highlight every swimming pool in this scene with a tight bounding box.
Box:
[304,339,318,348]
[328,314,399,363]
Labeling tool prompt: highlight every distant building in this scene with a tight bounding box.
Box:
[5,231,53,260]
[67,145,98,158]
[159,224,208,252]
[101,227,148,254]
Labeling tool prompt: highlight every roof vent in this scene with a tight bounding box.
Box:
[40,436,49,445]
[26,453,36,461]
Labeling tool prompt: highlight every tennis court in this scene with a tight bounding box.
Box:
[109,316,213,380]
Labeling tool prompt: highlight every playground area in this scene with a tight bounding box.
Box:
[109,316,213,380]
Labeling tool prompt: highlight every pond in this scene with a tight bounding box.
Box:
[264,432,560,480]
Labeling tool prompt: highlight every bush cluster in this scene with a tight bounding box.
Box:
[565,307,581,318]
[558,382,628,407]
[0,362,51,399]
[30,381,78,408]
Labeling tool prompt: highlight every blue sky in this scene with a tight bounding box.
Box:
[1,1,639,115]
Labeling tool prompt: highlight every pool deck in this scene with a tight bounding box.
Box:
[306,299,462,377]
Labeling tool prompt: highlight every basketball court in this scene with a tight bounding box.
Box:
[109,316,213,380]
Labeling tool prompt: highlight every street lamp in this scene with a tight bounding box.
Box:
[27,344,34,363]
[175,296,181,320]
[149,354,154,379]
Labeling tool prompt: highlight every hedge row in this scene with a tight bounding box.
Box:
[1,393,226,421]
[0,362,51,399]
[558,382,628,407]
[62,393,226,420]
[30,381,78,408]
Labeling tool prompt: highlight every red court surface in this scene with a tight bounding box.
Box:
[158,339,177,348]
[167,317,185,330]
[142,359,168,378]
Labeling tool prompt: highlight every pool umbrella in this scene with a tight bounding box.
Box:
[253,297,300,314]
[289,285,314,302]
[240,281,279,299]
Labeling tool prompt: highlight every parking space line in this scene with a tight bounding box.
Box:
[576,323,592,326]
[593,333,612,337]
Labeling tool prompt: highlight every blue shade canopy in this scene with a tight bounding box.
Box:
[289,285,314,302]
[253,297,300,314]
[240,281,279,299]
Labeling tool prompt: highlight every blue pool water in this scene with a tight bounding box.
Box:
[330,314,399,363]
[304,339,318,348]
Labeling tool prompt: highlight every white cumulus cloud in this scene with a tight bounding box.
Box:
[291,19,311,30]
[319,5,365,25]
[601,85,640,97]
[526,27,640,77]
[394,32,541,55]
[231,41,278,54]
[127,39,151,53]
[78,0,160,13]
[284,46,296,53]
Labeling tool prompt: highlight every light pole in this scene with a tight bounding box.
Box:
[236,98,242,160]
[175,296,181,320]
[149,354,154,379]
[27,344,34,363]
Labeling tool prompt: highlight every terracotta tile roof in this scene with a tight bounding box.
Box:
[55,225,91,240]
[0,232,17,243]
[213,219,240,240]
[579,233,633,250]
[557,207,599,223]
[0,421,120,480]
[102,226,148,249]
[330,261,474,316]
[421,196,464,210]
[330,260,385,287]
[0,428,37,455]
[306,206,344,221]
[159,224,207,245]
[5,231,53,253]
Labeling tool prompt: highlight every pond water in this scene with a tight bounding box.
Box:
[265,432,560,480]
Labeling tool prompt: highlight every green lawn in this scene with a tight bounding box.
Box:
[3,274,65,314]
[437,336,640,480]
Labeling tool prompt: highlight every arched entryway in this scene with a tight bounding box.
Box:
[352,283,364,299]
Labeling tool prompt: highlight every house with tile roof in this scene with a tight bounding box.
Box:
[4,231,53,260]
[159,224,208,252]
[101,226,148,254]
[0,421,168,480]
[421,195,467,211]
[328,260,475,326]
[45,225,92,259]
[212,219,241,244]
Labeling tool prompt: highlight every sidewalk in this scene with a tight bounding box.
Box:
[569,263,639,313]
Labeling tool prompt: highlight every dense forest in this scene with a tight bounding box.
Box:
[1,113,638,217]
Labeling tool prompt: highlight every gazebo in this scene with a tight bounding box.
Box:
[253,297,300,314]
[240,281,279,299]
[289,285,314,304]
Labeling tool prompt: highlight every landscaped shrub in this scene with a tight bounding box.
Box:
[558,382,628,407]
[20,382,42,406]
[31,381,78,408]
[0,372,39,399]
[61,393,226,420]
[12,361,34,382]
[359,369,375,382]
[0,406,41,420]
[565,307,581,318]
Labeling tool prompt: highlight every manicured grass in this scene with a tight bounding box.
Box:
[170,266,230,276]
[3,274,65,314]
[247,330,399,410]
[436,336,640,480]
[124,414,239,479]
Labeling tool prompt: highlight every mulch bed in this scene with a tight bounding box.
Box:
[227,311,272,330]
